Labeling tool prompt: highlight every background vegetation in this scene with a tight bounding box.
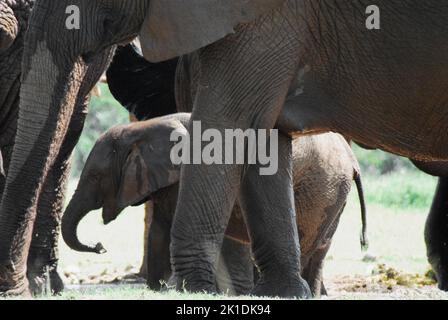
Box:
[70,84,130,178]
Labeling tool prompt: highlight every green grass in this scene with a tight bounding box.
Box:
[71,84,129,178]
[361,171,437,209]
[54,286,266,301]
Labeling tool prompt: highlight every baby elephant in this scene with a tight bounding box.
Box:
[62,113,367,297]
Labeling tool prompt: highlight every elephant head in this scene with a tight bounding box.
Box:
[0,1,18,52]
[61,115,188,254]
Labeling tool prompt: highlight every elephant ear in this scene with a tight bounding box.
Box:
[139,0,285,62]
[117,120,187,209]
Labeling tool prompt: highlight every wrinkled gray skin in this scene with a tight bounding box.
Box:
[0,0,71,295]
[3,0,448,297]
[0,0,117,295]
[62,113,366,297]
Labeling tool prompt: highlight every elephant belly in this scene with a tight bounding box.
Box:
[293,1,448,161]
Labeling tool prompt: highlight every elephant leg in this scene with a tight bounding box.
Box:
[146,204,172,291]
[139,202,153,278]
[238,133,310,298]
[301,244,331,298]
[170,6,303,296]
[216,236,254,296]
[27,156,70,296]
[128,114,153,278]
[425,177,448,290]
[27,101,88,296]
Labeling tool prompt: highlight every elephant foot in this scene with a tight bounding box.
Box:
[0,264,31,297]
[252,275,311,299]
[0,284,31,297]
[437,279,448,291]
[28,266,64,296]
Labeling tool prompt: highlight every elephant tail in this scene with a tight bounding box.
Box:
[354,171,369,251]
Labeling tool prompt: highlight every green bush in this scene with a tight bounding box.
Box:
[362,171,437,209]
[352,144,416,175]
[71,84,129,178]
[352,144,437,209]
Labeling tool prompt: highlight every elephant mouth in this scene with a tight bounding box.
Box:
[131,194,152,207]
[102,194,152,226]
[103,214,117,225]
[102,205,122,226]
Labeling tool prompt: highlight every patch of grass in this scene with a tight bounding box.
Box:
[361,171,437,209]
[52,286,266,300]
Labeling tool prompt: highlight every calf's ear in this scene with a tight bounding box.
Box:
[117,120,187,209]
[139,0,285,62]
[117,144,152,209]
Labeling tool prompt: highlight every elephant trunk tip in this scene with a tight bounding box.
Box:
[61,199,108,254]
[93,242,107,254]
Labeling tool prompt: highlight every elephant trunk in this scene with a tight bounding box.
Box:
[61,193,106,254]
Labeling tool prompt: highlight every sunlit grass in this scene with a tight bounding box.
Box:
[361,171,437,209]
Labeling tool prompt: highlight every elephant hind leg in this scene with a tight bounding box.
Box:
[239,134,310,298]
[301,243,331,298]
[425,177,448,290]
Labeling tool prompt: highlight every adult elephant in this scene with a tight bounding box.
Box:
[108,42,448,293]
[1,0,448,298]
[0,0,78,295]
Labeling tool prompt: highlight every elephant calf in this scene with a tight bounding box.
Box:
[62,113,367,297]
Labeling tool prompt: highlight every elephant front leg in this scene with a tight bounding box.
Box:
[171,159,240,293]
[170,23,304,297]
[238,134,310,298]
[26,158,70,296]
[27,103,88,296]
[425,177,448,291]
